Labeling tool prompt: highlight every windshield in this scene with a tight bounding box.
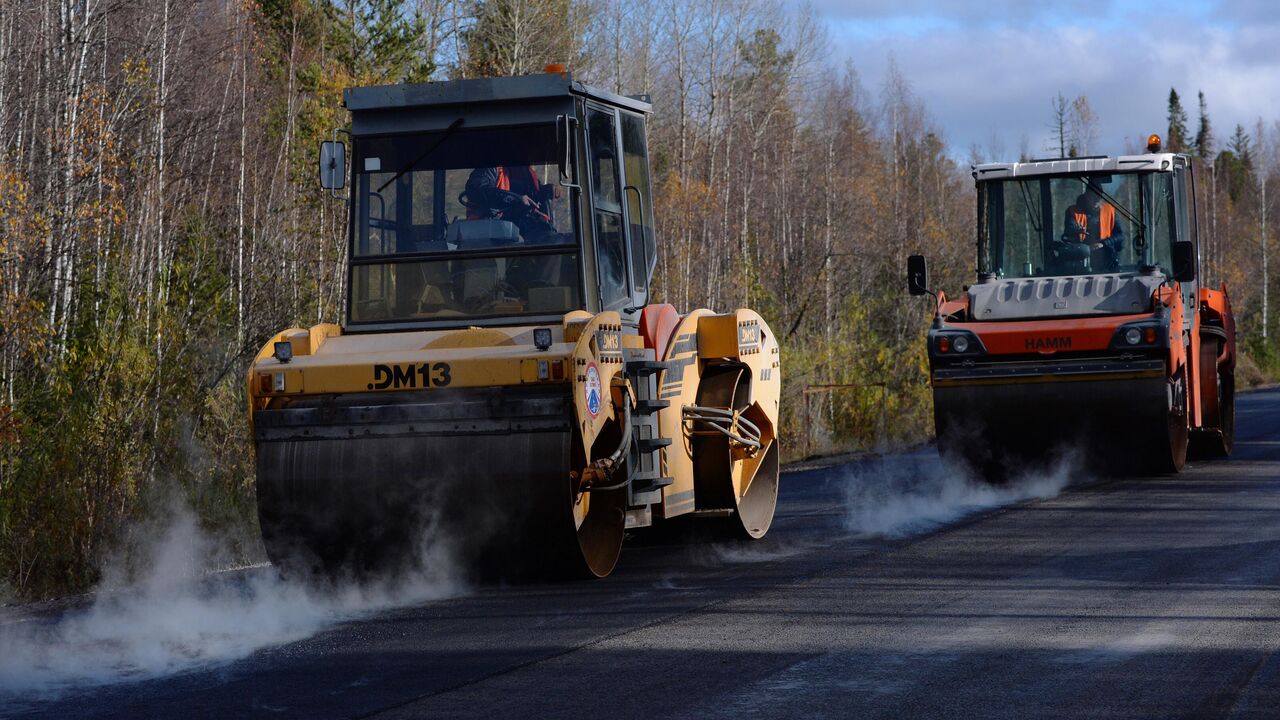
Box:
[978,171,1176,279]
[348,125,581,324]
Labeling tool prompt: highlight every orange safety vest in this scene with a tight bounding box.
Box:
[466,166,542,219]
[1071,203,1115,242]
[495,166,542,194]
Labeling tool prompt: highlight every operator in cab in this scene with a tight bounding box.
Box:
[464,165,558,242]
[1059,187,1125,271]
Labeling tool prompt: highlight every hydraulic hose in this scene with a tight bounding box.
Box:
[578,398,632,492]
[682,405,762,451]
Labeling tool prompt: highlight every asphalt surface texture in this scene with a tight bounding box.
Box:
[4,387,1280,719]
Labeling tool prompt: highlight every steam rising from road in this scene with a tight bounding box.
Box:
[0,449,1080,699]
[841,450,1078,537]
[0,505,462,698]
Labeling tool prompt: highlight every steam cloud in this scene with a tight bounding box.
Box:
[0,503,462,698]
[0,449,1079,700]
[841,450,1077,537]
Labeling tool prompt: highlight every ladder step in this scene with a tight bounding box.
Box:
[637,437,672,452]
[634,399,670,414]
[626,360,667,376]
[632,476,674,493]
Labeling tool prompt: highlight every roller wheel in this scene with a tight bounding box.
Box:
[258,502,335,580]
[1190,341,1235,459]
[1209,370,1236,457]
[256,422,626,583]
[693,365,780,539]
[933,400,1007,484]
[475,426,626,581]
[1152,368,1190,474]
[561,426,627,578]
[257,466,370,581]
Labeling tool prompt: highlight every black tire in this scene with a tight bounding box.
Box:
[1151,368,1190,475]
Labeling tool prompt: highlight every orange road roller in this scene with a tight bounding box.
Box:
[909,135,1235,478]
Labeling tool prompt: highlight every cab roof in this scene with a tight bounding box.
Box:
[344,72,651,113]
[972,153,1183,180]
[342,72,651,137]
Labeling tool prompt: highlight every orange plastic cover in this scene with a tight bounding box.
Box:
[952,313,1148,355]
[639,304,681,360]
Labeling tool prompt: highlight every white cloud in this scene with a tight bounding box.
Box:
[822,2,1280,158]
[810,0,1113,28]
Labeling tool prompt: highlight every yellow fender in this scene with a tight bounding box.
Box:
[656,309,781,527]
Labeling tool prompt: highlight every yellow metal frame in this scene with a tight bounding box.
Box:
[247,307,782,526]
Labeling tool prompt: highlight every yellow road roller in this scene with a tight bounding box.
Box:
[247,69,781,579]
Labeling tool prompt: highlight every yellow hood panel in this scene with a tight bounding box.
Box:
[252,324,571,395]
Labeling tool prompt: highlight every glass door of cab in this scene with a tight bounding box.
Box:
[585,104,657,314]
[619,110,656,310]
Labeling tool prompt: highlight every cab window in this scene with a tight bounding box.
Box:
[588,107,629,309]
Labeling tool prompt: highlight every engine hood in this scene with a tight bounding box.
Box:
[967,272,1165,321]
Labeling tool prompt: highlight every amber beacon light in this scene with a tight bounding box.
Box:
[1147,134,1163,152]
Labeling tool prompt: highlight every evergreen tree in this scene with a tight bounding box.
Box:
[733,28,795,102]
[364,0,433,82]
[1229,124,1253,169]
[1167,88,1190,152]
[327,0,432,83]
[1216,124,1255,201]
[462,0,580,78]
[1195,90,1213,158]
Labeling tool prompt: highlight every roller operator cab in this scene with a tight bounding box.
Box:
[908,138,1235,478]
[247,70,782,580]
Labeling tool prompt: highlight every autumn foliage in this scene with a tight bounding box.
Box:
[0,1,1275,599]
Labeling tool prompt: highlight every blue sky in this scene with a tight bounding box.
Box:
[815,0,1280,159]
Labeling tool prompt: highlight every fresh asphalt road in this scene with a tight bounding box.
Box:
[5,388,1280,719]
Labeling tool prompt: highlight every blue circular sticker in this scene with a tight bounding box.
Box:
[585,364,601,418]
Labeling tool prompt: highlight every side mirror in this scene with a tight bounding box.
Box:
[907,254,930,296]
[1172,240,1196,282]
[319,140,346,190]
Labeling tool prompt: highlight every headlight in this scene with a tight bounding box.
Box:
[533,327,553,351]
[930,331,984,357]
[1110,321,1166,350]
